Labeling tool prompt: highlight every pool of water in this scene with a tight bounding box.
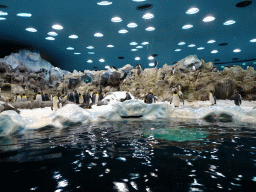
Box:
[1,120,256,191]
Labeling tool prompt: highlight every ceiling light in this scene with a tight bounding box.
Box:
[136,46,143,48]
[149,63,154,66]
[145,26,155,31]
[48,32,58,36]
[207,40,216,43]
[97,1,112,5]
[88,52,94,54]
[87,60,93,63]
[250,39,256,42]
[188,44,196,47]
[130,42,138,45]
[17,13,32,17]
[52,24,63,30]
[94,33,103,37]
[223,20,236,25]
[233,49,241,53]
[148,56,154,60]
[25,28,37,32]
[99,59,105,62]
[186,7,199,14]
[182,24,193,29]
[69,35,78,39]
[0,17,6,20]
[203,16,215,22]
[175,49,181,52]
[142,13,154,19]
[135,57,140,60]
[105,66,110,69]
[133,0,146,2]
[242,63,246,65]
[87,46,94,49]
[127,23,138,28]
[45,37,55,40]
[221,66,224,68]
[107,44,114,48]
[0,11,8,16]
[211,50,218,54]
[118,29,128,34]
[131,49,138,51]
[178,42,186,45]
[74,53,81,55]
[141,42,149,45]
[111,17,122,22]
[197,47,205,50]
[67,47,74,50]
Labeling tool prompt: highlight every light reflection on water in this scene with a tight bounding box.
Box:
[0,120,256,191]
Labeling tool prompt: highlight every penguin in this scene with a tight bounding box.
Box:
[234,92,242,106]
[123,92,132,102]
[84,90,91,105]
[21,93,27,102]
[112,66,117,70]
[98,92,104,101]
[59,94,69,108]
[170,90,180,108]
[95,92,99,104]
[44,94,50,101]
[91,92,96,105]
[68,92,74,102]
[41,93,46,101]
[16,93,22,102]
[154,59,158,68]
[74,90,79,104]
[192,65,196,72]
[79,93,84,104]
[209,91,216,105]
[177,84,182,92]
[90,91,94,105]
[151,92,157,103]
[52,93,60,111]
[36,92,43,101]
[177,90,184,105]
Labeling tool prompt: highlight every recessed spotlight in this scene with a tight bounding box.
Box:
[149,63,154,66]
[87,46,94,49]
[69,35,78,39]
[186,7,199,14]
[118,29,128,34]
[45,37,55,40]
[131,49,138,51]
[145,26,155,31]
[250,39,256,42]
[188,44,196,47]
[107,44,114,48]
[224,20,236,25]
[97,1,112,6]
[175,49,182,52]
[197,47,205,50]
[48,32,58,36]
[88,52,95,54]
[130,42,138,45]
[0,17,6,20]
[207,40,216,43]
[142,13,154,19]
[74,53,81,55]
[26,28,37,32]
[52,24,63,30]
[141,42,149,45]
[178,42,186,45]
[67,47,74,50]
[99,59,105,62]
[136,46,143,48]
[133,0,146,2]
[87,60,93,63]
[182,24,193,29]
[148,56,154,60]
[233,49,241,53]
[17,13,32,17]
[127,23,138,28]
[0,11,8,16]
[94,33,103,37]
[136,4,153,11]
[236,1,252,8]
[111,17,122,22]
[211,50,218,54]
[203,16,215,22]
[135,57,140,60]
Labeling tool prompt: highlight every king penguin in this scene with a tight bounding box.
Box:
[79,93,84,104]
[52,93,60,111]
[209,91,216,105]
[170,90,180,108]
[36,92,43,101]
[16,93,22,102]
[21,93,27,102]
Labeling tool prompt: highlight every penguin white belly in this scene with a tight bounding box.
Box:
[209,94,215,105]
[53,97,59,111]
[16,96,22,102]
[79,97,84,104]
[173,95,180,107]
[36,95,42,101]
[95,95,99,104]
[22,97,27,102]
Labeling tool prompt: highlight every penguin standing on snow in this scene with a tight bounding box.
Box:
[21,93,27,102]
[16,93,22,102]
[51,93,60,111]
[36,92,43,101]
[170,90,181,108]
[74,90,79,104]
[209,91,216,105]
[68,92,74,102]
[234,92,242,106]
[79,93,84,104]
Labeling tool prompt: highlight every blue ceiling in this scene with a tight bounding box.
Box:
[0,0,255,72]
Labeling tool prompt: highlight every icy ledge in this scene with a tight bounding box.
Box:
[1,100,256,135]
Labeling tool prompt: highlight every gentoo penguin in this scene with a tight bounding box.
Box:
[234,92,242,106]
[51,93,60,111]
[21,93,27,102]
[209,91,216,105]
[170,90,180,108]
[16,93,22,102]
[79,93,84,104]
